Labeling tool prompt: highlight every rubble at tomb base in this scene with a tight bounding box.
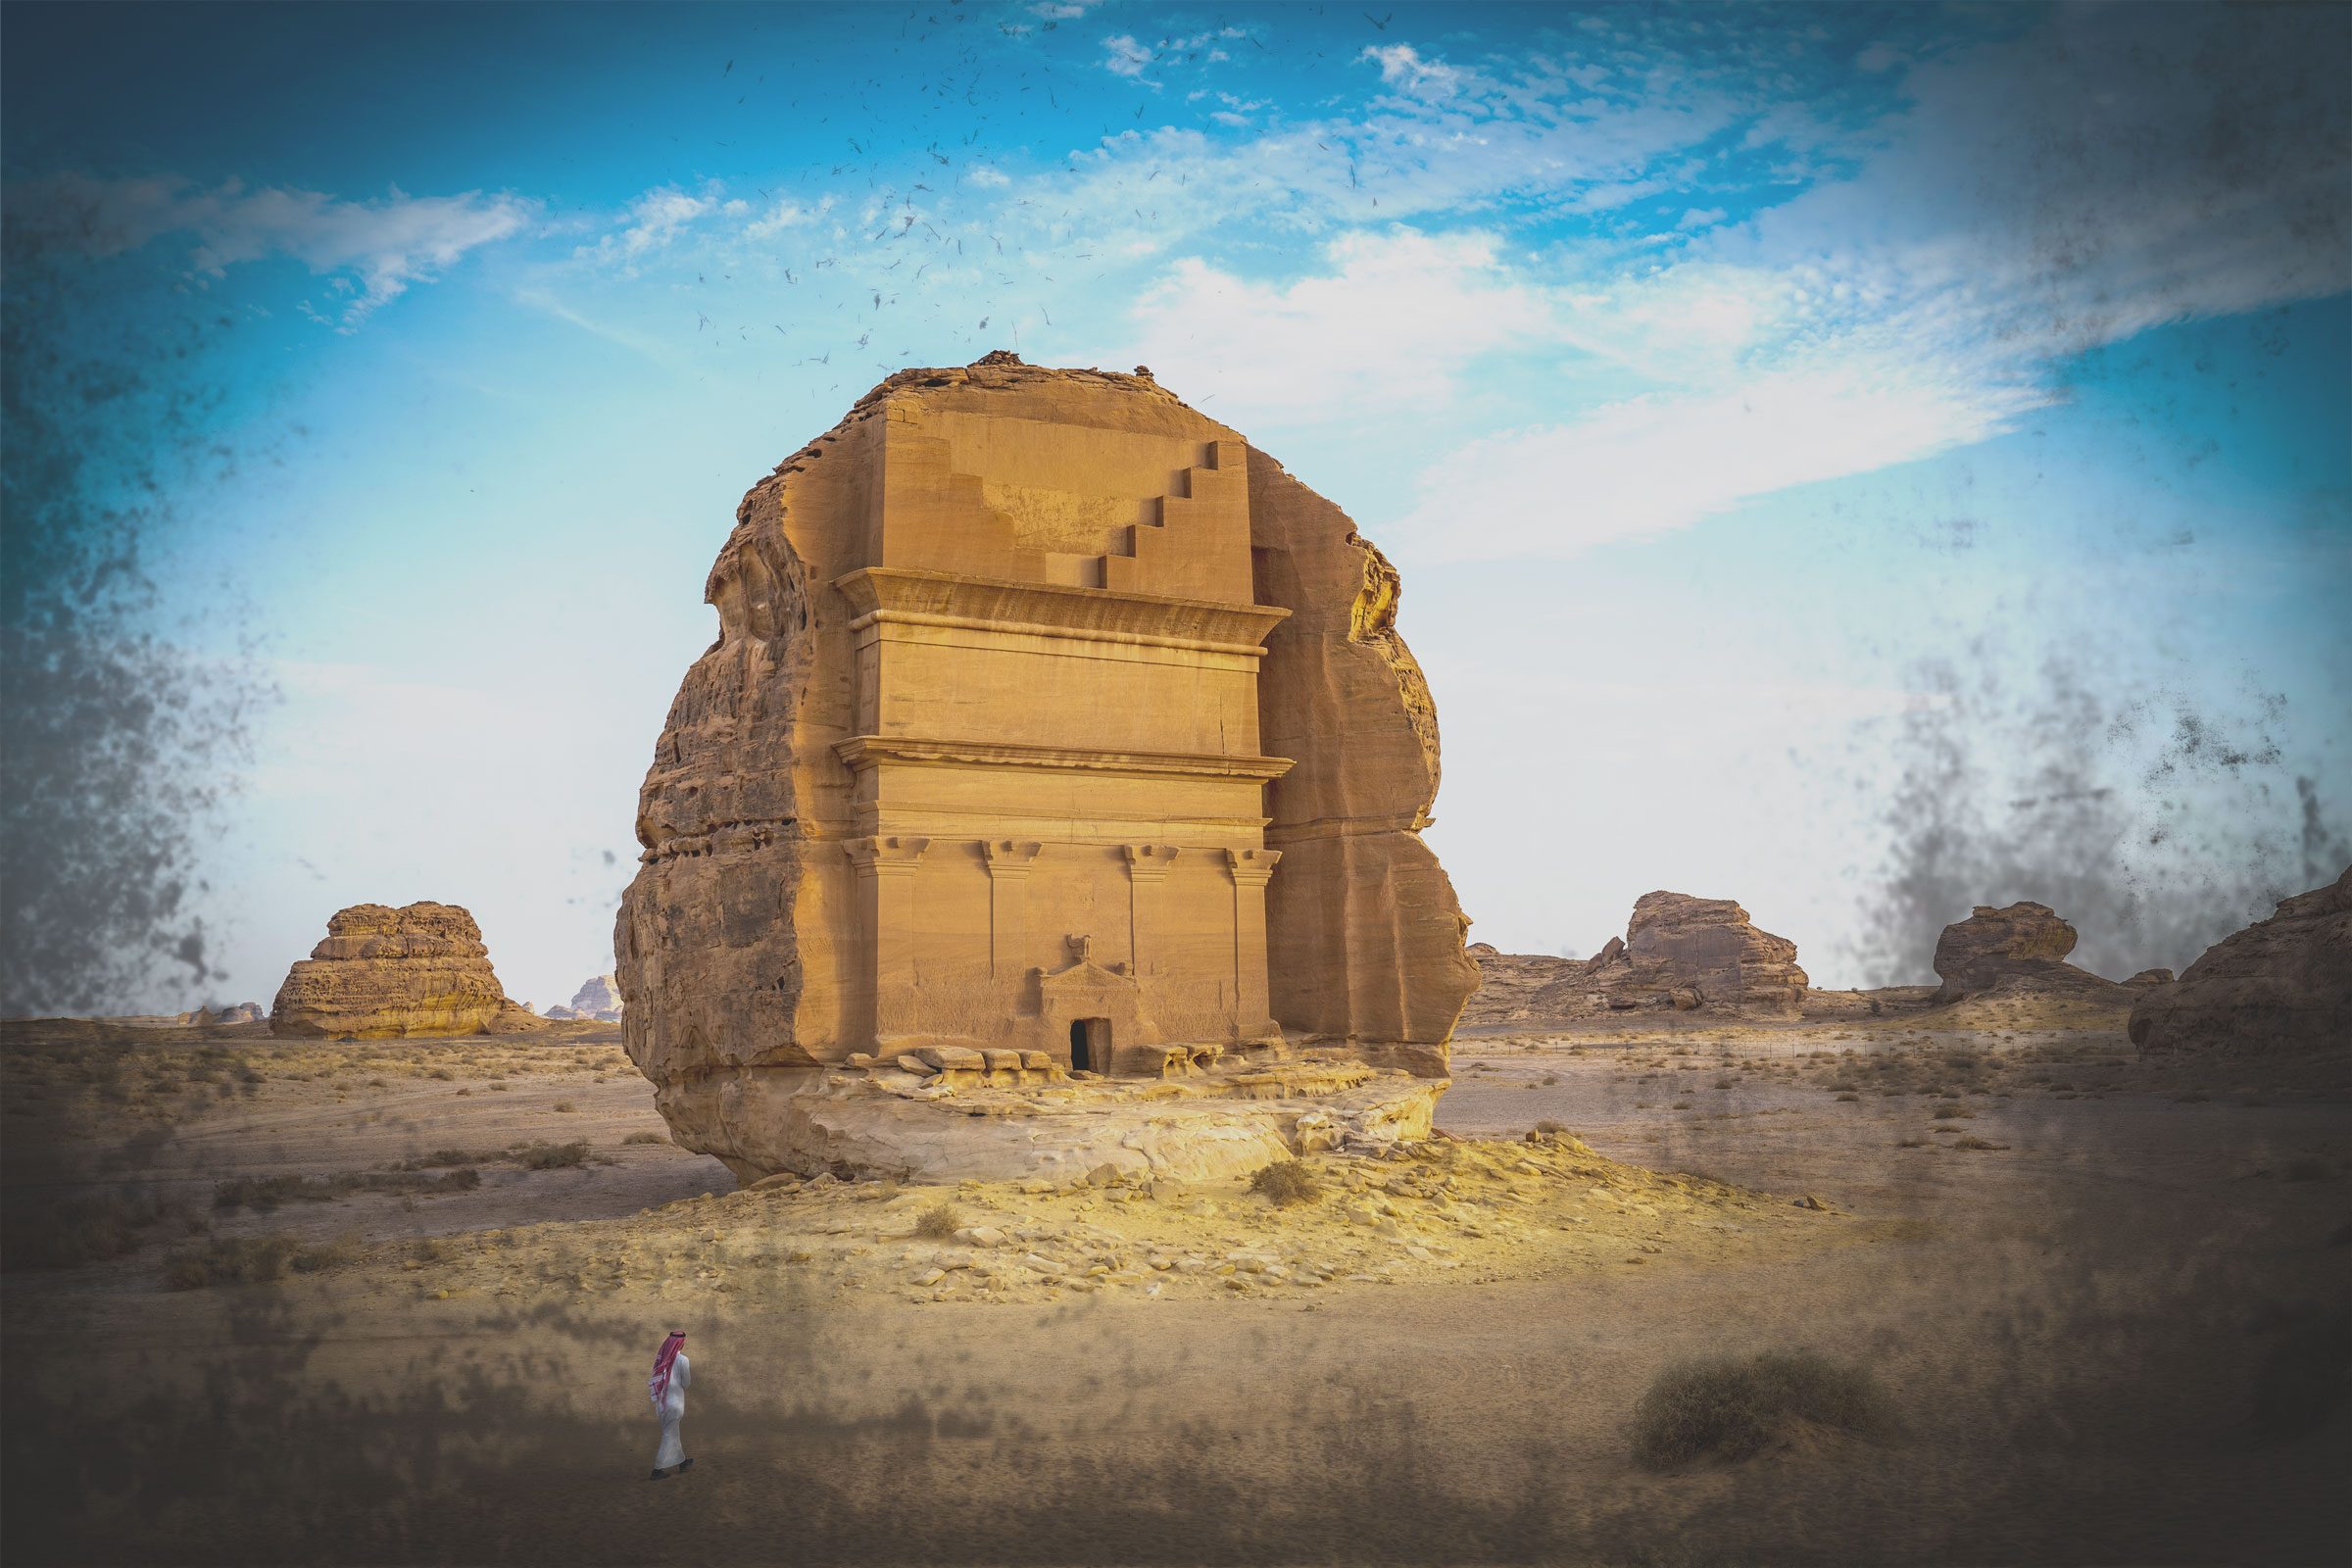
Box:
[613,355,1474,1180]
[663,1054,1446,1187]
[2131,866,2352,1055]
[270,902,547,1038]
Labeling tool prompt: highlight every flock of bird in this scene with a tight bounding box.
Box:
[630,5,1410,397]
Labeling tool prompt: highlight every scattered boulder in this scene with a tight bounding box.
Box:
[270,902,546,1038]
[2130,867,2351,1055]
[544,973,625,1021]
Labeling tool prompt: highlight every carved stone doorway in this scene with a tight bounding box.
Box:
[1069,1016,1110,1074]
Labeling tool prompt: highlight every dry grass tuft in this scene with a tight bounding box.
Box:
[162,1233,357,1290]
[1250,1160,1322,1207]
[622,1131,666,1146]
[913,1201,965,1240]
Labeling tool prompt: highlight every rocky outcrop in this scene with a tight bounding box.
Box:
[615,356,1473,1179]
[2124,968,2175,989]
[545,973,624,1021]
[270,903,545,1038]
[1537,893,1808,1019]
[1932,903,2083,1002]
[176,1002,264,1026]
[2130,867,2351,1054]
[1460,894,1807,1025]
[1457,944,1581,1029]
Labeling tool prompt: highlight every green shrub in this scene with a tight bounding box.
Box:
[1631,1350,1897,1469]
[1250,1160,1321,1206]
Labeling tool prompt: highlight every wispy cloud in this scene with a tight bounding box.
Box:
[11,173,533,327]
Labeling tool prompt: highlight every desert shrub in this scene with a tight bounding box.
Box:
[913,1201,965,1240]
[514,1141,589,1170]
[1947,1135,2009,1151]
[214,1168,481,1211]
[1534,1119,1566,1135]
[400,1148,498,1169]
[622,1131,665,1146]
[1835,1093,1860,1102]
[163,1233,354,1290]
[1631,1350,1897,1469]
[1,1187,180,1271]
[552,1101,576,1113]
[426,1067,454,1081]
[1250,1160,1322,1207]
[1711,1078,1735,1090]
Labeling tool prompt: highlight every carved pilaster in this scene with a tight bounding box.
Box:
[1225,848,1281,1036]
[979,840,1042,978]
[1122,844,1181,975]
[843,835,929,1045]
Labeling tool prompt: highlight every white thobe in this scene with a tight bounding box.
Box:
[653,1352,690,1471]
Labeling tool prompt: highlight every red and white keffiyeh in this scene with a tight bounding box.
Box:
[649,1331,686,1410]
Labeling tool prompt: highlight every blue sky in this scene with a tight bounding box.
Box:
[5,0,2346,1008]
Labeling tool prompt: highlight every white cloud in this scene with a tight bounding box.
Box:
[743,197,814,240]
[1392,360,2048,561]
[1115,228,1548,421]
[15,173,532,327]
[1360,43,1466,101]
[1102,35,1154,78]
[967,167,1011,188]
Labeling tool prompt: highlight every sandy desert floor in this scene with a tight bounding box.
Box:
[1,1013,2345,1566]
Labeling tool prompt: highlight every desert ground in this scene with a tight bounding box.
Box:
[2,1011,2345,1566]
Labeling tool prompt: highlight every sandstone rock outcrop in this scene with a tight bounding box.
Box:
[2130,866,2351,1054]
[615,356,1474,1180]
[270,903,545,1038]
[1538,893,1808,1019]
[1931,902,2086,1003]
[2124,968,2175,989]
[1459,893,1806,1025]
[545,973,624,1021]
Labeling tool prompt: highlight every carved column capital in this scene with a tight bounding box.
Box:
[844,835,930,876]
[1224,847,1281,888]
[980,839,1044,879]
[1121,843,1181,883]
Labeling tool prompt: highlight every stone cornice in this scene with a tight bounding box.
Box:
[834,734,1294,781]
[835,566,1290,656]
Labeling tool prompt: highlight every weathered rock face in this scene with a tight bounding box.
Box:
[2124,968,2176,989]
[615,357,1474,1178]
[270,903,545,1038]
[2130,867,2352,1054]
[1932,902,2083,1002]
[1539,893,1808,1019]
[1456,944,1580,1030]
[545,973,624,1021]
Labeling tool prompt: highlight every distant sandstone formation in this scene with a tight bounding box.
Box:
[614,356,1474,1179]
[1462,893,1807,1025]
[545,974,624,1022]
[270,902,545,1038]
[176,1002,264,1026]
[2130,866,2351,1054]
[1929,902,2129,1005]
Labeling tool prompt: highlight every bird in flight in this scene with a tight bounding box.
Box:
[1364,11,1392,28]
